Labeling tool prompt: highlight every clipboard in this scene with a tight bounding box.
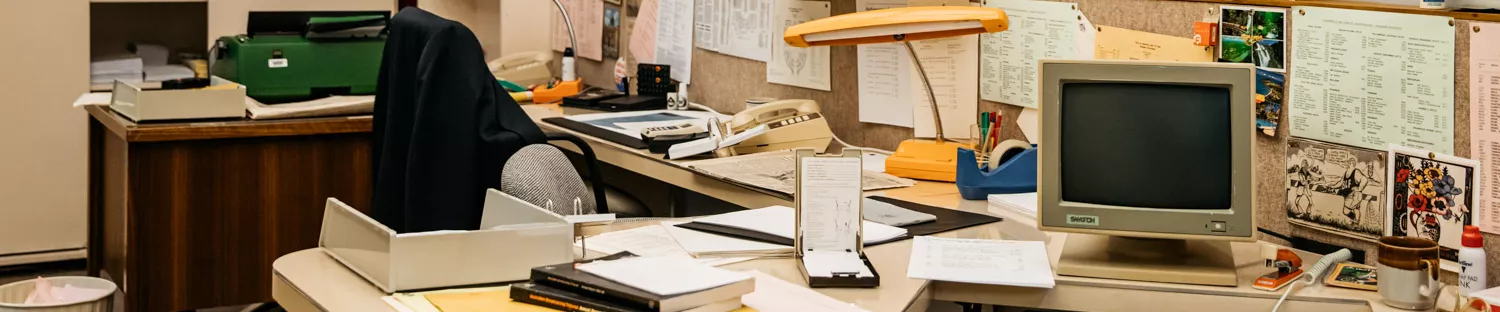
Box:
[794,148,880,288]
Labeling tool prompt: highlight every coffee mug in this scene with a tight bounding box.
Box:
[1378,236,1445,310]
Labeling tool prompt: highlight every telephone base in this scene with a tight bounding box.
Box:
[533,79,582,104]
[885,139,968,182]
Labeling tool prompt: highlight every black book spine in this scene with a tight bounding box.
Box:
[531,269,661,311]
[510,284,636,312]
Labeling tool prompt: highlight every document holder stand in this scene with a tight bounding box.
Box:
[794,149,880,288]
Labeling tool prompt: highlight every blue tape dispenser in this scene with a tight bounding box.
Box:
[955,141,1037,200]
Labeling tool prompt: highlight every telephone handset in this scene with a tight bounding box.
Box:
[728,99,821,133]
[725,99,834,154]
[488,51,554,87]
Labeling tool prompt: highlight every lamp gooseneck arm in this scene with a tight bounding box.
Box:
[552,0,578,55]
[903,41,944,142]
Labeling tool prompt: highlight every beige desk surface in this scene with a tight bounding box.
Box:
[272,105,1437,312]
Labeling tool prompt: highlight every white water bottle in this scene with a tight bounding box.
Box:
[1460,225,1487,296]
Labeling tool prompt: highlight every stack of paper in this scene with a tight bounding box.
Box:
[90,54,143,84]
[580,224,756,266]
[663,221,793,257]
[577,255,753,296]
[143,65,195,82]
[906,236,1055,288]
[987,193,1038,220]
[694,206,909,244]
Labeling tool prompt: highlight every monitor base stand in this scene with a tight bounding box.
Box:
[1057,234,1238,286]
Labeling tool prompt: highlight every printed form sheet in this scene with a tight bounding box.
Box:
[979,0,1085,108]
[552,0,605,60]
[1093,26,1213,62]
[655,0,695,83]
[1470,22,1500,234]
[855,0,913,127]
[717,0,775,62]
[694,0,720,51]
[909,0,977,139]
[767,0,831,90]
[1288,6,1455,154]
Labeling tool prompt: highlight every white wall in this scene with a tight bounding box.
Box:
[0,0,89,256]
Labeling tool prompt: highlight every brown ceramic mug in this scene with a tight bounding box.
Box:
[1378,236,1444,310]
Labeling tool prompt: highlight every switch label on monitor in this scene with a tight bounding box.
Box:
[1066,215,1099,226]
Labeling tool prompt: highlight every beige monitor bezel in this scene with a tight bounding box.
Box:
[1035,60,1257,242]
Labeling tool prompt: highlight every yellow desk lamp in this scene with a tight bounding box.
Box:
[784,7,1008,181]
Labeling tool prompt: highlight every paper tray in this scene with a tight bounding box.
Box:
[318,189,575,293]
[109,76,246,121]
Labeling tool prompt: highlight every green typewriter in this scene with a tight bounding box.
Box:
[213,12,389,103]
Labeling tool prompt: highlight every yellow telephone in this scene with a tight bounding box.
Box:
[488,51,554,87]
[725,99,834,155]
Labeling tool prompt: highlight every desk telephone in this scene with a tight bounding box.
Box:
[488,51,553,87]
[726,99,834,155]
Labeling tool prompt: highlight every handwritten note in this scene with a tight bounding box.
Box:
[1288,6,1455,154]
[1470,22,1500,234]
[979,0,1084,108]
[552,0,605,60]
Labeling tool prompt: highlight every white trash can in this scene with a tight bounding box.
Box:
[0,277,115,312]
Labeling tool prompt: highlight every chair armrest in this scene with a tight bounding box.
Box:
[545,132,609,214]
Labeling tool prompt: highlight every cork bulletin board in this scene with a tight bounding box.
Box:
[559,0,1499,282]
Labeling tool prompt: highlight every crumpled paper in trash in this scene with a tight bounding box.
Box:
[24,277,111,304]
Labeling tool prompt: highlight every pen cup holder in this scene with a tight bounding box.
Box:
[955,147,1038,200]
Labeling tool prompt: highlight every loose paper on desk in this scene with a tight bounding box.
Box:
[907,236,1055,288]
[911,0,978,139]
[694,0,721,51]
[767,0,830,91]
[979,0,1088,108]
[655,0,695,83]
[1093,26,1212,62]
[1288,7,1455,154]
[580,225,756,266]
[742,270,870,312]
[1470,21,1500,234]
[855,0,914,127]
[685,151,916,195]
[716,0,775,62]
[552,0,605,61]
[578,255,752,296]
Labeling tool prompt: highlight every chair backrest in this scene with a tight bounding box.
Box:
[501,145,598,216]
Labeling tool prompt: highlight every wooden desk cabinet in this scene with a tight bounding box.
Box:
[85,106,373,312]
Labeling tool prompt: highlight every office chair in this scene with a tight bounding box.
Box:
[371,8,646,233]
[501,143,650,218]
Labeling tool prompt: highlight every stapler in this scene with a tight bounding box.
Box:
[1253,246,1305,291]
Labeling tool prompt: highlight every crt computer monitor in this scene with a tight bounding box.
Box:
[1037,60,1256,286]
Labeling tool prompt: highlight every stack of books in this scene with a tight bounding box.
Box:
[511,252,754,312]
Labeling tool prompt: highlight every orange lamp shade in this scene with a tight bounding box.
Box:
[783,6,1008,47]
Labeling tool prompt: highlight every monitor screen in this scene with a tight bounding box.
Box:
[1059,82,1232,210]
